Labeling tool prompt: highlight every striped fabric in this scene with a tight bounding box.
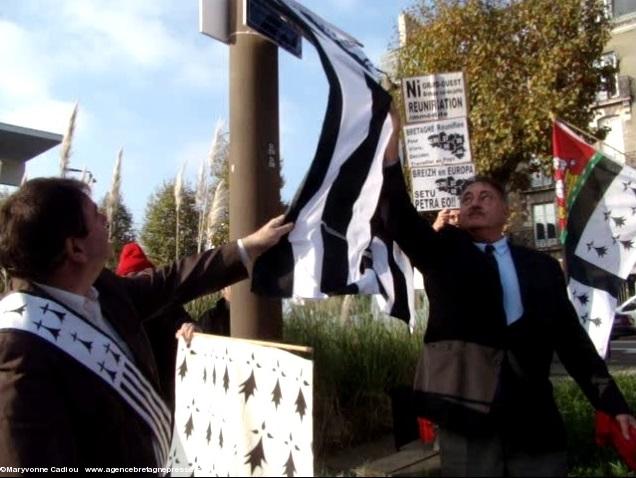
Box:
[251,0,414,328]
[0,292,172,466]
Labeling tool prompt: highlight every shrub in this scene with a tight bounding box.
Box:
[283,296,426,455]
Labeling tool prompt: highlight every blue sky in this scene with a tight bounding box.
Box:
[0,0,413,229]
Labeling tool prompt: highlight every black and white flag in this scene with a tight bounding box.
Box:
[560,134,636,357]
[168,335,313,477]
[251,0,414,328]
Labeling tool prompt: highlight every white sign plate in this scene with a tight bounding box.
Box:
[402,72,467,124]
[411,162,475,212]
[199,0,231,44]
[404,117,471,167]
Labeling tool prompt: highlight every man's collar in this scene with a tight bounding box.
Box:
[33,282,99,307]
[474,236,508,255]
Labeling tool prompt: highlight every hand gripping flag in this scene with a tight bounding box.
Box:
[554,119,636,356]
[251,0,414,328]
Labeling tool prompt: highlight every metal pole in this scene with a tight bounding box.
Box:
[229,0,282,340]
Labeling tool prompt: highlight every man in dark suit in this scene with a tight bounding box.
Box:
[382,114,635,476]
[0,177,292,468]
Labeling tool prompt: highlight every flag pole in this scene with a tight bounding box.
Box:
[554,116,627,159]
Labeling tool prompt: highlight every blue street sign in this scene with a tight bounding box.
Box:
[246,0,302,58]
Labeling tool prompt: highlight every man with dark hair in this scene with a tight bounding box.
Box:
[0,177,292,468]
[382,114,635,476]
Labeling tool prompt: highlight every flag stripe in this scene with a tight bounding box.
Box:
[320,76,391,293]
[567,152,606,212]
[387,241,411,320]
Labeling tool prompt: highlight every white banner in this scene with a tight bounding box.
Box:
[168,335,313,477]
[402,72,467,124]
[411,163,475,211]
[404,117,471,167]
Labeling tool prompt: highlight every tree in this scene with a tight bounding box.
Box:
[99,195,136,269]
[139,180,199,266]
[396,0,612,189]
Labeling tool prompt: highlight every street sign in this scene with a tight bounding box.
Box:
[403,117,472,167]
[410,162,475,212]
[246,0,302,58]
[199,0,231,44]
[402,72,467,124]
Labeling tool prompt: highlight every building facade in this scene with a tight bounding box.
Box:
[515,2,635,259]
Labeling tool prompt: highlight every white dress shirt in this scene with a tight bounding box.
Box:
[35,282,134,359]
[474,237,524,325]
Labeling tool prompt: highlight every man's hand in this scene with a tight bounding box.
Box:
[433,208,460,231]
[175,322,200,346]
[241,215,294,262]
[616,413,636,440]
[384,106,401,168]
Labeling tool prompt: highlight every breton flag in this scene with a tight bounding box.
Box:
[554,119,635,356]
[251,0,414,328]
[169,335,313,476]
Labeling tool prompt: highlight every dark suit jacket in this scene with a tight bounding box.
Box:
[0,243,246,468]
[199,297,231,336]
[382,163,630,452]
[143,303,192,410]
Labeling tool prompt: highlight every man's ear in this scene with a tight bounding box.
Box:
[65,237,87,264]
[504,203,510,219]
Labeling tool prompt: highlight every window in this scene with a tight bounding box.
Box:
[610,0,636,18]
[533,203,558,248]
[530,171,553,189]
[595,52,618,102]
[598,115,625,160]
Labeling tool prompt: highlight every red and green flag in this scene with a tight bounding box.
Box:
[553,119,636,357]
[553,120,604,243]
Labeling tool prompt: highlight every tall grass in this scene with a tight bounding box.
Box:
[106,149,123,241]
[174,161,186,260]
[283,296,426,455]
[59,102,78,177]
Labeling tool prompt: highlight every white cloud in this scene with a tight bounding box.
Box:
[0,19,82,134]
[2,100,81,135]
[0,20,51,99]
[59,0,181,69]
